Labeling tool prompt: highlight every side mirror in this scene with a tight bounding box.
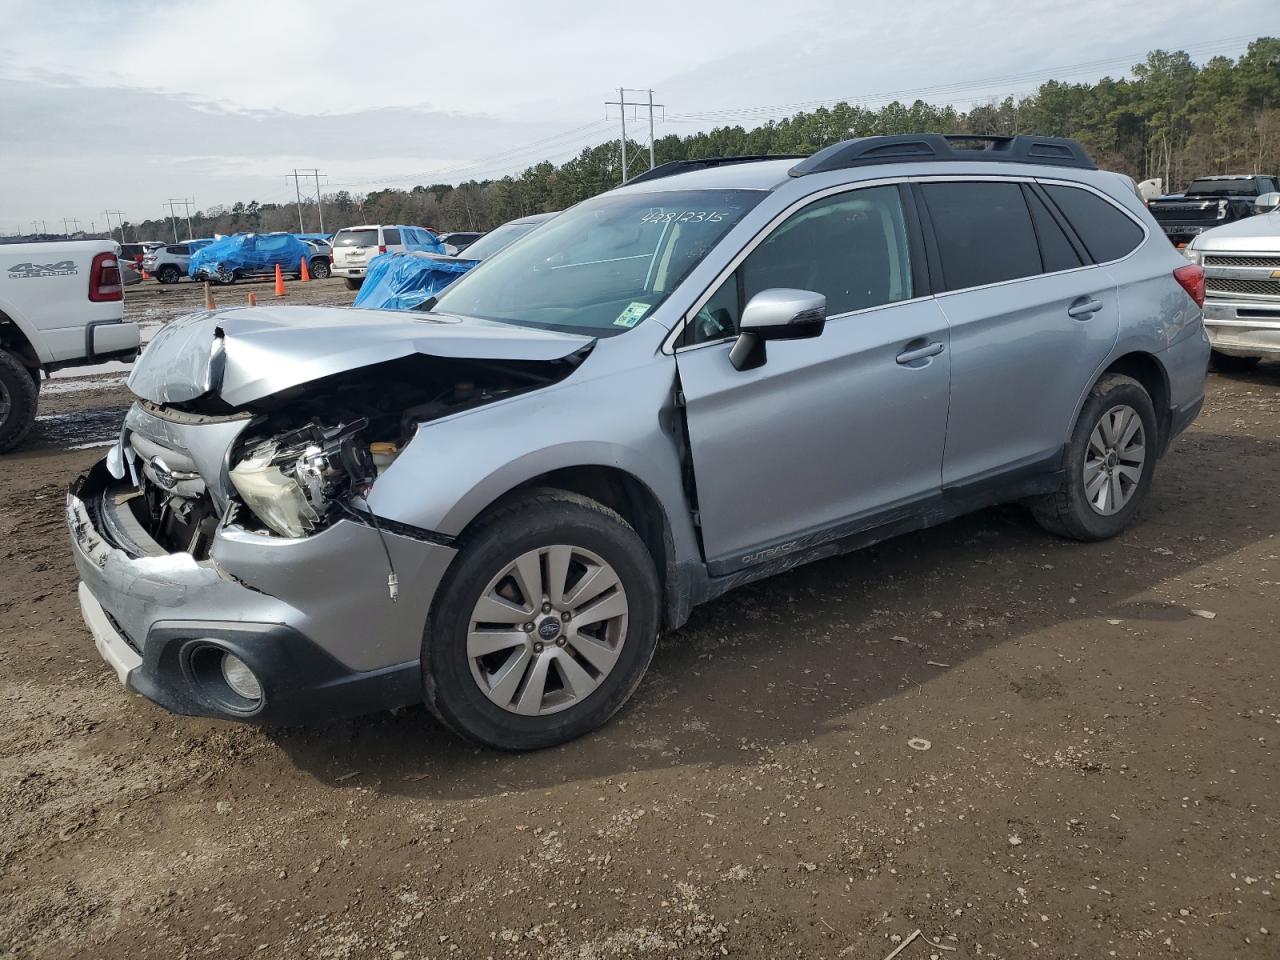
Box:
[1254,192,1280,213]
[729,288,827,371]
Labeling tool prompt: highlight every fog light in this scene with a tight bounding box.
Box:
[220,653,262,701]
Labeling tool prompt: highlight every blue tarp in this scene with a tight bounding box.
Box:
[352,251,476,311]
[188,232,312,280]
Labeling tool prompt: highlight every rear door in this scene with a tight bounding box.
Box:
[333,228,381,270]
[675,183,951,572]
[916,178,1122,489]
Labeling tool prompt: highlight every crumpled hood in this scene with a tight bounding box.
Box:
[127,305,595,407]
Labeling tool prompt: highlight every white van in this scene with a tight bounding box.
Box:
[329,224,442,289]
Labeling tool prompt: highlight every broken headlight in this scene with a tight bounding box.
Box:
[229,419,375,538]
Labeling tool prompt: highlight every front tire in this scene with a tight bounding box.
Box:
[1031,373,1158,541]
[1209,350,1260,373]
[0,349,39,454]
[423,490,660,750]
[310,258,331,280]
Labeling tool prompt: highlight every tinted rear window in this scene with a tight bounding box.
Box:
[383,228,402,245]
[1184,178,1259,197]
[169,245,189,255]
[1043,185,1144,263]
[335,230,379,246]
[921,181,1041,290]
[1024,187,1082,273]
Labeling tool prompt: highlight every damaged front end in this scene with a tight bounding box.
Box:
[70,304,596,723]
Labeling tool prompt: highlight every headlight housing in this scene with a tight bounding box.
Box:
[229,419,375,538]
[1183,245,1202,264]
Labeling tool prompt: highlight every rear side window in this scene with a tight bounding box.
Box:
[1043,185,1144,263]
[170,245,189,256]
[1023,187,1082,273]
[335,229,379,247]
[920,181,1040,290]
[383,228,402,245]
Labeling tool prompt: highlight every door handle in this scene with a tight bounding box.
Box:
[1067,297,1104,319]
[896,340,945,365]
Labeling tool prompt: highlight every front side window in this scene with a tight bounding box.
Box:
[1043,185,1144,263]
[921,181,1041,291]
[682,185,914,345]
[431,189,765,336]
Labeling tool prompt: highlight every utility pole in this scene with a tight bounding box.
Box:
[62,218,81,235]
[287,169,325,233]
[164,199,185,242]
[605,89,665,184]
[104,209,127,243]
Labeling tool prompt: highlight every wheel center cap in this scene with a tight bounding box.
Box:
[536,617,562,642]
[1105,449,1118,469]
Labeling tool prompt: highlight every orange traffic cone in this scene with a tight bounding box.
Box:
[203,281,216,310]
[141,267,150,280]
[299,256,311,282]
[274,263,287,297]
[247,292,257,307]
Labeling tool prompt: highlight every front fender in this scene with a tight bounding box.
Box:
[364,353,700,562]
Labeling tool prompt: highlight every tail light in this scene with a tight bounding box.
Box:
[89,252,123,302]
[1173,263,1205,308]
[378,245,387,254]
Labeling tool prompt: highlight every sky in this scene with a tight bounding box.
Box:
[0,0,1273,234]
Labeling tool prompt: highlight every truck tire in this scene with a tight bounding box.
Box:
[423,489,660,750]
[1031,373,1158,541]
[344,277,362,291]
[0,349,39,454]
[1209,350,1260,373]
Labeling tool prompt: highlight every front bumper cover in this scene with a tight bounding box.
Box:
[67,461,456,724]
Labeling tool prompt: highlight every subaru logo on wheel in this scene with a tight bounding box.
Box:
[537,618,561,641]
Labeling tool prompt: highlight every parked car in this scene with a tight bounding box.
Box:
[67,134,1207,749]
[330,225,444,289]
[353,212,557,311]
[188,233,315,285]
[439,231,484,256]
[117,257,142,286]
[303,238,333,279]
[1,239,139,450]
[1148,175,1280,245]
[1184,189,1280,371]
[142,242,198,283]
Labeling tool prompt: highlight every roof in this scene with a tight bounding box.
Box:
[615,158,795,194]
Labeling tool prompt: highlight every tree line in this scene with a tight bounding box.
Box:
[115,38,1279,243]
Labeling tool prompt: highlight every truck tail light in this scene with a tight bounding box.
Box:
[1173,263,1205,308]
[89,252,123,302]
[378,245,387,254]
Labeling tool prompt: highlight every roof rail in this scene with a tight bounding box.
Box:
[623,154,805,186]
[789,134,1096,177]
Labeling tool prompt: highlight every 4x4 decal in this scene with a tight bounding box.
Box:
[7,260,78,279]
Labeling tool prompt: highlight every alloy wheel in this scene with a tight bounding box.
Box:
[1084,403,1146,516]
[466,545,629,716]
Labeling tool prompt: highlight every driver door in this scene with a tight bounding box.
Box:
[673,184,951,574]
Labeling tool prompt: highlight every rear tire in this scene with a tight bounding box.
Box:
[423,490,660,750]
[0,349,39,454]
[1209,350,1260,373]
[344,277,362,291]
[1031,373,1158,541]
[157,265,181,284]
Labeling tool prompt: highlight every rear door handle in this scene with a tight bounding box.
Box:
[896,340,945,365]
[1067,297,1104,319]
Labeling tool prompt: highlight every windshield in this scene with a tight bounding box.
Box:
[1184,178,1258,197]
[431,189,764,336]
[457,219,546,261]
[335,229,380,246]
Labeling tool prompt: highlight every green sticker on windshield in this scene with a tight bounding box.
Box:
[614,302,650,328]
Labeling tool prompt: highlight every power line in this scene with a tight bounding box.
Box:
[606,88,665,183]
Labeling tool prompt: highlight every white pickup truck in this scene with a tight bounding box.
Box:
[0,240,140,451]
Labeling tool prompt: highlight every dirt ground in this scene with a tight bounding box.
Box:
[1,279,1277,959]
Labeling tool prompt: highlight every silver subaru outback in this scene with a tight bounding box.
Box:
[67,134,1210,749]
